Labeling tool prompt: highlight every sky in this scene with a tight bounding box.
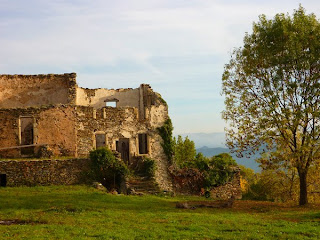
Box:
[1,0,320,135]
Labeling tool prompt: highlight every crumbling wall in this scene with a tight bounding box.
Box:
[74,103,172,191]
[76,87,140,109]
[171,167,242,199]
[0,158,90,186]
[0,106,77,158]
[75,106,141,156]
[0,110,20,157]
[36,106,77,156]
[210,170,242,200]
[0,73,77,108]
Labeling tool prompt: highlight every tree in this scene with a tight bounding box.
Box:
[222,6,320,205]
[174,135,197,167]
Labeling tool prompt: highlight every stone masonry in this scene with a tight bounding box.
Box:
[0,73,172,191]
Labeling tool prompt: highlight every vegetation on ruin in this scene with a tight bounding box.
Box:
[222,6,320,205]
[140,157,156,179]
[89,147,129,190]
[0,185,320,239]
[157,118,174,162]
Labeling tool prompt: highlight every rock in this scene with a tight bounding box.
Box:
[92,182,107,191]
[176,202,195,209]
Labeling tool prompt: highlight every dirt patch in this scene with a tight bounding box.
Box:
[176,198,235,209]
[0,219,47,225]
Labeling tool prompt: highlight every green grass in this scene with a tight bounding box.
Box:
[0,186,320,239]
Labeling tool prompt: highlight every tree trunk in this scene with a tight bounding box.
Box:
[298,170,308,206]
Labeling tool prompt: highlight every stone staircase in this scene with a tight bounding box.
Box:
[127,176,161,195]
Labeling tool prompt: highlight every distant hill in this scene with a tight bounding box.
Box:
[196,146,261,172]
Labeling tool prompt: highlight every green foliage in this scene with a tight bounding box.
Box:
[89,147,129,189]
[172,135,237,189]
[222,6,320,205]
[189,152,237,188]
[174,135,196,167]
[157,118,174,162]
[140,157,156,179]
[203,153,237,188]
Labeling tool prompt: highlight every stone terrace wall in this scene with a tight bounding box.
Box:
[0,73,77,108]
[171,167,242,199]
[210,170,242,200]
[0,158,90,186]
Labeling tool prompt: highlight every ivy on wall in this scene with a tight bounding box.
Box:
[157,118,174,163]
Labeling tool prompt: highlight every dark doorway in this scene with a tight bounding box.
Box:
[95,134,106,148]
[138,134,148,154]
[117,138,130,164]
[20,117,34,155]
[0,174,7,187]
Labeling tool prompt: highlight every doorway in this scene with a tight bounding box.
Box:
[95,134,106,148]
[117,138,130,164]
[20,117,34,155]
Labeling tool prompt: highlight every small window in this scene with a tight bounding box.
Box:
[138,134,148,154]
[106,101,117,107]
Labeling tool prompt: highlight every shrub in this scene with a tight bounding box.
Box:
[141,157,156,179]
[89,147,129,190]
[189,153,237,189]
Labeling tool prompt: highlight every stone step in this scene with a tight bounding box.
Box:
[127,177,161,195]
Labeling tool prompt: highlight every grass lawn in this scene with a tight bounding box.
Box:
[0,185,320,239]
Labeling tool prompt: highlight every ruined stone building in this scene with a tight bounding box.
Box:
[0,73,172,190]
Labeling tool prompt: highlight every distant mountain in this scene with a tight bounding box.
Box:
[177,132,226,148]
[196,146,261,172]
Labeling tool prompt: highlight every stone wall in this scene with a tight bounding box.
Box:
[76,87,140,109]
[210,170,242,200]
[0,105,77,158]
[0,73,77,108]
[74,105,173,191]
[0,73,172,191]
[0,158,90,186]
[171,167,242,199]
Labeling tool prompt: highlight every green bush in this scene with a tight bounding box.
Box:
[89,147,129,189]
[141,157,156,179]
[190,153,237,188]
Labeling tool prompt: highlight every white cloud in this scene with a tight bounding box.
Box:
[1,0,319,133]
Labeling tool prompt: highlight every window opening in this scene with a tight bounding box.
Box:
[138,134,148,154]
[106,101,117,107]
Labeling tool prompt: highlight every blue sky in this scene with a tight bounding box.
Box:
[1,0,320,134]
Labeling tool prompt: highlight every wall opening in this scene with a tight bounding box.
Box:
[20,117,34,155]
[95,134,106,148]
[0,174,7,187]
[138,134,148,154]
[106,101,117,107]
[116,138,130,164]
[105,98,119,108]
